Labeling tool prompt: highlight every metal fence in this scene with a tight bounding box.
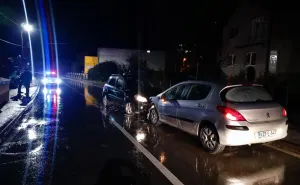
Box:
[65,73,88,80]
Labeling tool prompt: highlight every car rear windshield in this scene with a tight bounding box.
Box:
[220,85,273,103]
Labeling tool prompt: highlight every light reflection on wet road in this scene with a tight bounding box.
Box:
[0,79,300,185]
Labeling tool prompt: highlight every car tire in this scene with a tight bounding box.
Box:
[199,124,225,154]
[103,95,108,108]
[125,102,135,115]
[149,107,159,125]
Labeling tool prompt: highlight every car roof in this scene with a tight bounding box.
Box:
[110,74,146,81]
[111,74,122,77]
[175,80,224,88]
[177,81,263,89]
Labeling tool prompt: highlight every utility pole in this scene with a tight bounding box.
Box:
[265,9,273,75]
[196,56,203,80]
[21,30,24,68]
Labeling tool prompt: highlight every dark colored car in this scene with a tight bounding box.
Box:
[102,74,161,115]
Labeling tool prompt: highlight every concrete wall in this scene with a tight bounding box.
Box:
[97,48,165,71]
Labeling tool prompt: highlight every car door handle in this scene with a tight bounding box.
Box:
[197,103,204,108]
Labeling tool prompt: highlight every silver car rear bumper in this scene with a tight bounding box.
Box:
[218,118,288,146]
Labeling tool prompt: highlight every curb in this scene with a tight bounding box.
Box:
[0,86,40,142]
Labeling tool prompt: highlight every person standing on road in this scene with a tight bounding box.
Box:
[18,68,32,98]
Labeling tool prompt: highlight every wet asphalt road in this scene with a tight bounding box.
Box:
[1,79,300,185]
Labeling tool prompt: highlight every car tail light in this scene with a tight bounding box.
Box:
[216,105,246,121]
[282,108,287,117]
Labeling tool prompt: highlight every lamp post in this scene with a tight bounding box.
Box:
[21,23,33,67]
[196,56,203,80]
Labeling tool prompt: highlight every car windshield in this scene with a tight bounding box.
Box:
[221,86,273,103]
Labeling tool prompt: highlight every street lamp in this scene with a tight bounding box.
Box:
[20,23,33,68]
[22,23,33,32]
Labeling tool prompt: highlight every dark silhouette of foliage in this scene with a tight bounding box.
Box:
[88,61,119,81]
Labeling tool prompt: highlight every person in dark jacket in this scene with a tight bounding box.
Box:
[18,68,32,98]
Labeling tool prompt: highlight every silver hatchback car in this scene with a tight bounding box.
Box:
[148,81,288,154]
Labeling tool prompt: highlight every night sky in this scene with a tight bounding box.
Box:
[3,0,240,59]
[50,0,239,50]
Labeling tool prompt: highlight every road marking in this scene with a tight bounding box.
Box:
[264,143,300,159]
[65,80,183,184]
[110,118,184,185]
[66,79,182,184]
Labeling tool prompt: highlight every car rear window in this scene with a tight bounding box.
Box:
[220,86,273,103]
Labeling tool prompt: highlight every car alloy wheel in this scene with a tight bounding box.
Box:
[200,127,217,150]
[125,103,134,115]
[199,125,225,154]
[150,108,158,125]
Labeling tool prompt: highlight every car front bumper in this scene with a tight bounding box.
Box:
[134,102,149,114]
[218,118,288,146]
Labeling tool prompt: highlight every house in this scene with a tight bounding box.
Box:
[218,1,300,80]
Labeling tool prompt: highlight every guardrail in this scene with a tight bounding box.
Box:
[65,73,88,80]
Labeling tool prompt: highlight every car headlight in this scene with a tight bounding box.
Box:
[135,95,147,102]
[56,78,62,84]
[42,78,48,84]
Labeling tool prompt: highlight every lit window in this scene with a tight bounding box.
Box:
[245,52,256,66]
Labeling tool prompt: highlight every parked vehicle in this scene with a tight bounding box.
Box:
[102,74,161,115]
[148,81,288,154]
[42,71,62,85]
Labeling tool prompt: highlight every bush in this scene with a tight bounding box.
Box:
[88,61,119,81]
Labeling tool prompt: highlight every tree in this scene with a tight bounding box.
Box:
[125,53,148,77]
[88,61,119,81]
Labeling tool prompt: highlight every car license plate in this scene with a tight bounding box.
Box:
[258,130,276,138]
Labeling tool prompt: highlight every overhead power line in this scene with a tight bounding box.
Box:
[0,38,21,47]
[0,11,18,26]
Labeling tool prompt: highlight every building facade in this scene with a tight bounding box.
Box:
[219,1,300,80]
[218,2,270,79]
